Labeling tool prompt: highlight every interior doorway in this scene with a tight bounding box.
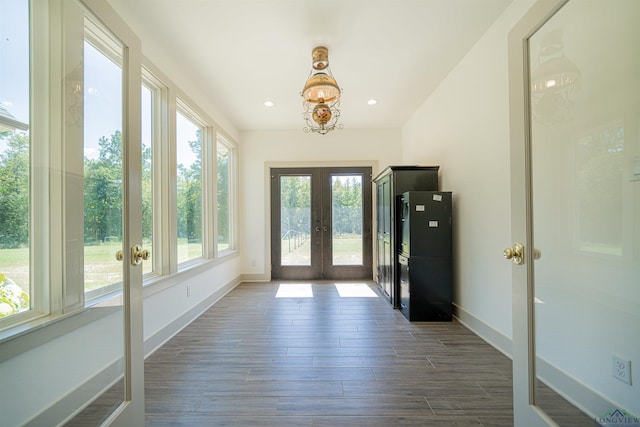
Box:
[270,167,373,280]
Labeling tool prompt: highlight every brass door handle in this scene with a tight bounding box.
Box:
[504,243,524,265]
[131,244,150,266]
[116,245,149,265]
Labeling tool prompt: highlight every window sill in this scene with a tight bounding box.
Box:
[0,250,239,363]
[143,249,239,298]
[0,307,118,363]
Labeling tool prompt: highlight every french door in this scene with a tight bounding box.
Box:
[271,167,373,280]
[509,0,640,425]
[56,0,144,424]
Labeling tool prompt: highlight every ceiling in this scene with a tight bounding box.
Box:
[107,0,512,132]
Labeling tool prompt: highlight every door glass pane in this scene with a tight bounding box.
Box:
[0,0,30,321]
[66,9,127,423]
[331,175,363,265]
[176,111,202,263]
[280,175,311,266]
[141,84,153,275]
[83,40,123,299]
[530,0,640,422]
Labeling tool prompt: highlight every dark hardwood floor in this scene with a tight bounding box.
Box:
[144,281,515,426]
[68,281,596,426]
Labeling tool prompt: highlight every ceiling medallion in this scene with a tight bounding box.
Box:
[301,46,343,135]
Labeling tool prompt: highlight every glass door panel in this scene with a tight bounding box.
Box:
[67,10,127,424]
[510,0,640,425]
[59,0,144,424]
[280,175,312,266]
[83,39,124,300]
[529,0,640,422]
[331,174,363,266]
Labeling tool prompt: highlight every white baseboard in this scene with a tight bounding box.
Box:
[25,360,122,426]
[537,356,620,420]
[144,276,241,357]
[454,303,623,421]
[453,303,513,358]
[240,272,271,282]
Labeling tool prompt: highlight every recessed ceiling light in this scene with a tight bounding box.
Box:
[264,100,275,107]
[367,99,378,106]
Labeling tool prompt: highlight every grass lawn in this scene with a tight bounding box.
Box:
[1,242,159,292]
[1,237,362,292]
[281,236,363,266]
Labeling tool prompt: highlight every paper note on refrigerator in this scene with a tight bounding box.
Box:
[415,205,425,211]
[429,221,438,227]
[433,194,442,202]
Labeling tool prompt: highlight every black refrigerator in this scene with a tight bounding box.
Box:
[397,191,452,321]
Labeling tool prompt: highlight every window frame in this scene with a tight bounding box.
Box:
[141,68,168,280]
[175,98,209,268]
[215,133,238,255]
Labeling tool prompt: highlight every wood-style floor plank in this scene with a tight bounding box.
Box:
[69,280,595,425]
[145,281,513,425]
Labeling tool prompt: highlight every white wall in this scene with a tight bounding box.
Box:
[402,0,537,346]
[239,128,403,278]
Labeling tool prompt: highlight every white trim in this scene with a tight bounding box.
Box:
[24,358,123,427]
[240,273,271,282]
[143,276,241,357]
[455,304,620,423]
[453,304,512,358]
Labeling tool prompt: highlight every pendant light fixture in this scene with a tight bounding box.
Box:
[301,46,343,135]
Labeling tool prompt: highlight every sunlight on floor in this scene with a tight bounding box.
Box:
[335,283,378,298]
[276,283,314,298]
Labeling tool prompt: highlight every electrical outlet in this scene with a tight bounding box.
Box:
[613,355,632,385]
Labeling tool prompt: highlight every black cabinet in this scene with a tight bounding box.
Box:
[398,191,453,321]
[373,166,439,307]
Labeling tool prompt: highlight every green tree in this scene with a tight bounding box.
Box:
[280,176,311,236]
[84,131,123,243]
[141,143,152,243]
[177,132,202,243]
[331,177,362,236]
[216,148,229,245]
[0,132,29,248]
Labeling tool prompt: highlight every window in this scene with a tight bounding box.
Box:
[216,136,233,253]
[0,0,31,321]
[176,107,203,264]
[1,2,240,333]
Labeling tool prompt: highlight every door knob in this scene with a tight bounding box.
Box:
[504,243,524,265]
[115,250,124,261]
[131,244,150,266]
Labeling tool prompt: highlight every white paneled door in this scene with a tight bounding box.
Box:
[509,0,640,425]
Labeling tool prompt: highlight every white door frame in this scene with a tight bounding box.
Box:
[508,0,568,425]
